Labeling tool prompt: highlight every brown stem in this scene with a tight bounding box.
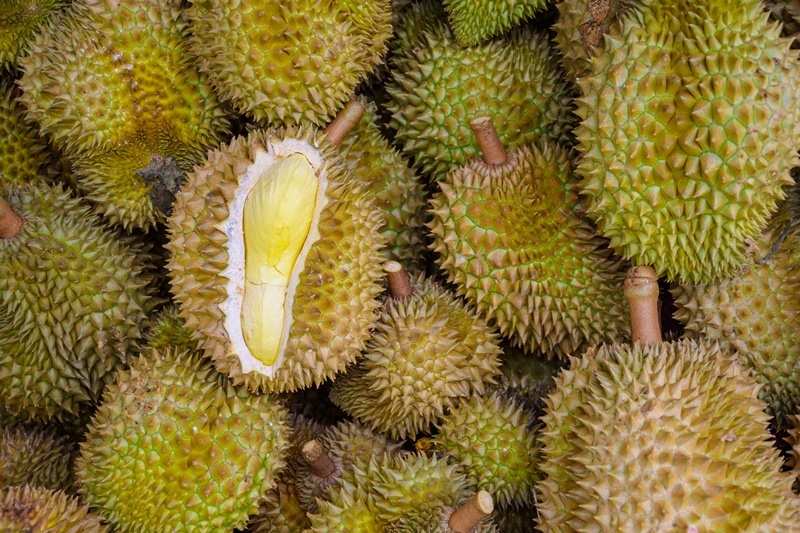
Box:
[385,261,413,299]
[449,491,494,533]
[324,99,366,147]
[469,117,507,165]
[0,196,23,239]
[301,440,336,478]
[624,265,662,345]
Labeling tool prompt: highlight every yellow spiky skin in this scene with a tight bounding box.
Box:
[538,340,800,531]
[0,486,108,533]
[76,348,291,533]
[0,0,67,69]
[0,424,75,491]
[186,0,391,126]
[429,142,629,359]
[166,127,385,393]
[444,0,549,46]
[329,275,502,440]
[0,80,49,187]
[18,0,229,231]
[576,0,800,283]
[764,0,800,43]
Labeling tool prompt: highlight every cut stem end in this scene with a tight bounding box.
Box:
[324,99,366,147]
[624,265,662,345]
[0,196,23,239]
[449,490,494,533]
[301,440,337,479]
[469,117,507,166]
[385,261,413,299]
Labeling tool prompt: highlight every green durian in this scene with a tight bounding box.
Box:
[575,0,800,283]
[444,0,549,46]
[0,485,108,532]
[0,80,49,187]
[143,305,197,351]
[0,424,75,491]
[0,0,67,69]
[77,348,291,533]
[493,346,562,420]
[18,0,229,230]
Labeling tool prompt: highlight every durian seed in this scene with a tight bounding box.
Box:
[385,260,413,299]
[0,195,22,239]
[301,439,337,479]
[241,153,319,366]
[448,490,494,533]
[623,265,661,345]
[324,99,367,148]
[469,117,507,166]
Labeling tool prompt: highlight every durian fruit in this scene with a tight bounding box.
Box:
[386,15,575,181]
[142,305,197,351]
[77,348,291,533]
[330,264,502,440]
[0,485,108,532]
[186,0,392,126]
[493,345,562,420]
[443,0,549,46]
[429,118,629,358]
[166,127,385,393]
[764,0,800,44]
[0,80,49,187]
[575,0,800,283]
[786,415,800,486]
[0,0,67,69]
[0,184,154,420]
[388,490,498,533]
[18,0,229,230]
[0,424,75,491]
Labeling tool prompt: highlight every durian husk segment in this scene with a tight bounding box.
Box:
[429,142,629,359]
[538,340,800,531]
[0,184,153,421]
[444,0,548,46]
[329,275,502,440]
[166,127,386,393]
[575,0,800,284]
[0,486,109,533]
[0,80,49,187]
[186,0,392,126]
[0,424,75,492]
[17,0,229,231]
[764,0,800,44]
[143,305,198,351]
[0,0,67,69]
[76,348,291,533]
[386,24,575,181]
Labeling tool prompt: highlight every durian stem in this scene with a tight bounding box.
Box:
[469,117,507,166]
[324,100,366,147]
[385,261,413,299]
[301,440,337,478]
[449,490,494,533]
[624,266,662,345]
[0,196,23,239]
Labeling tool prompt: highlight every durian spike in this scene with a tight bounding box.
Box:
[469,117,507,166]
[448,490,494,533]
[623,266,661,345]
[324,100,366,148]
[385,260,413,299]
[0,195,23,239]
[301,439,337,478]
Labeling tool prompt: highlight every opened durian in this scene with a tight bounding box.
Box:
[0,485,108,532]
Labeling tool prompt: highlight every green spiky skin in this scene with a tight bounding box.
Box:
[429,142,629,358]
[186,0,391,126]
[388,505,497,533]
[0,424,75,491]
[143,305,197,351]
[249,480,311,533]
[386,23,575,181]
[166,127,386,393]
[538,340,800,530]
[389,0,449,60]
[444,0,549,46]
[18,0,229,231]
[0,81,49,187]
[77,348,291,533]
[576,0,800,284]
[329,275,502,440]
[495,346,563,421]
[0,0,67,69]
[553,0,642,81]
[336,97,427,270]
[0,486,109,533]
[0,184,153,420]
[434,392,540,508]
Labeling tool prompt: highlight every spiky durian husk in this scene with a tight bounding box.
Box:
[336,97,427,270]
[576,0,800,284]
[186,0,391,126]
[538,340,800,530]
[0,486,108,533]
[764,0,800,43]
[0,425,75,491]
[0,0,67,69]
[386,22,575,181]
[0,80,49,187]
[166,127,385,393]
[77,348,291,533]
[490,504,539,533]
[387,505,498,533]
[494,346,562,421]
[429,142,629,358]
[434,392,540,508]
[143,305,197,351]
[330,275,502,440]
[0,184,153,420]
[18,0,229,231]
[444,0,549,46]
[249,481,310,533]
[390,0,449,59]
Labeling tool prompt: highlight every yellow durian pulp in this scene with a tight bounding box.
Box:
[241,153,318,365]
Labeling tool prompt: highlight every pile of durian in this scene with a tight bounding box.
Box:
[4,0,800,531]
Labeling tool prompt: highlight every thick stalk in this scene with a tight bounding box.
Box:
[301,440,337,478]
[0,196,23,239]
[469,117,507,165]
[324,100,366,147]
[449,490,494,533]
[385,261,413,299]
[624,265,662,345]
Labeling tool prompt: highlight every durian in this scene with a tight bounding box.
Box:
[0,485,108,532]
[0,424,75,491]
[0,80,49,187]
[0,0,66,69]
[444,0,549,46]
[142,305,197,351]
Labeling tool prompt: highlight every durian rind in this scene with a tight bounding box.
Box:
[0,0,67,69]
[143,305,198,352]
[0,485,108,533]
[444,0,548,46]
[0,424,75,491]
[0,80,49,187]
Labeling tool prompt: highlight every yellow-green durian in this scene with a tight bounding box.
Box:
[142,305,197,352]
[444,0,549,46]
[186,0,392,126]
[0,424,75,491]
[76,348,291,533]
[0,0,67,69]
[0,485,109,533]
[0,80,49,187]
[18,0,229,231]
[166,127,385,393]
